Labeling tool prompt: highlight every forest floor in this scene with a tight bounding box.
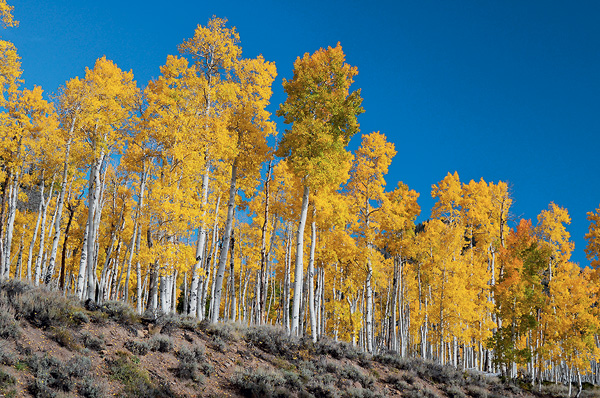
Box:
[0,279,597,398]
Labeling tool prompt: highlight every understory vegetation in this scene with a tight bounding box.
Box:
[0,280,599,397]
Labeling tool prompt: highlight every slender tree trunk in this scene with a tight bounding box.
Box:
[211,157,238,323]
[27,179,45,282]
[258,160,272,323]
[229,232,236,322]
[123,223,137,302]
[291,183,310,336]
[391,261,398,352]
[200,197,221,319]
[34,177,54,286]
[308,205,317,342]
[0,171,11,277]
[86,152,105,301]
[189,163,211,316]
[135,167,147,314]
[2,170,21,279]
[45,138,73,284]
[76,219,89,299]
[365,261,373,353]
[14,236,24,279]
[283,222,292,331]
[59,204,75,290]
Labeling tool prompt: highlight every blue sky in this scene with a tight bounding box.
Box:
[6,0,600,266]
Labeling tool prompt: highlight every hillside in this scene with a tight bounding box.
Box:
[0,280,594,398]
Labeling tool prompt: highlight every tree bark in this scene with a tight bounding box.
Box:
[258,159,272,324]
[291,183,310,336]
[308,204,317,342]
[211,157,238,323]
[44,138,73,284]
[27,179,45,283]
[2,169,20,279]
[86,152,105,301]
[188,163,211,317]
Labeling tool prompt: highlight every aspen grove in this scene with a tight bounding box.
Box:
[1,5,600,389]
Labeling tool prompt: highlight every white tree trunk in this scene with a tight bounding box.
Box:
[210,158,238,323]
[85,153,105,301]
[308,206,317,342]
[34,179,53,286]
[2,171,20,279]
[188,164,211,317]
[27,179,45,282]
[76,219,89,299]
[365,262,373,353]
[290,184,309,336]
[44,138,72,284]
[135,168,147,314]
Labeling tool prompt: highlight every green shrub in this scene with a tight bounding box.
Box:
[175,346,199,381]
[210,335,227,353]
[67,355,91,378]
[0,279,31,303]
[108,351,150,387]
[342,387,385,398]
[108,352,177,398]
[204,321,245,342]
[231,367,289,398]
[373,353,415,371]
[313,336,362,361]
[179,316,200,331]
[466,384,489,398]
[403,386,442,398]
[445,385,468,398]
[0,368,16,389]
[78,377,104,398]
[12,287,81,328]
[245,325,299,358]
[540,383,569,397]
[101,300,139,325]
[0,300,20,339]
[125,339,150,356]
[149,334,173,353]
[340,364,374,388]
[48,326,80,351]
[0,343,16,366]
[71,310,90,324]
[80,331,105,352]
[27,354,74,395]
[384,374,411,391]
[305,379,341,398]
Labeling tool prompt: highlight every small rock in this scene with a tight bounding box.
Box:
[136,329,144,338]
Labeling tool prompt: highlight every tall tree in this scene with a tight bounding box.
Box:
[71,57,140,301]
[277,43,363,336]
[176,17,241,318]
[346,131,396,351]
[210,54,277,323]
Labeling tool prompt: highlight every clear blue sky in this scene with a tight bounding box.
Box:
[6,0,600,266]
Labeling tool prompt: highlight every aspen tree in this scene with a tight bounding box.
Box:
[378,182,420,356]
[346,132,396,352]
[71,57,139,301]
[1,87,57,280]
[44,78,86,285]
[211,54,276,323]
[177,17,241,318]
[277,43,363,336]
